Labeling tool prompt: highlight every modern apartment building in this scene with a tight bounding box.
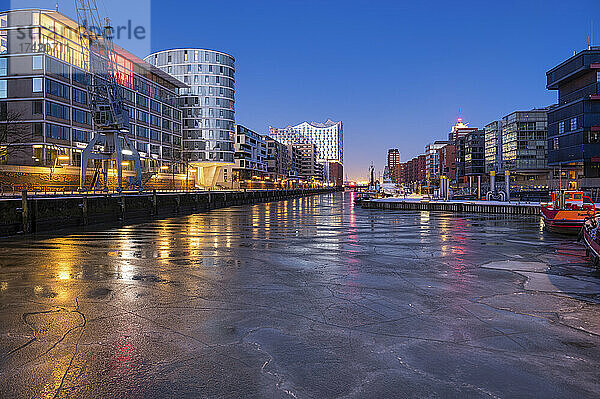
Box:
[291,143,323,181]
[484,120,502,174]
[400,154,426,188]
[463,130,485,177]
[438,144,456,182]
[145,48,235,187]
[425,141,448,183]
[233,125,266,181]
[387,148,399,182]
[501,108,548,185]
[269,119,343,185]
[546,47,600,188]
[264,136,290,180]
[0,9,186,190]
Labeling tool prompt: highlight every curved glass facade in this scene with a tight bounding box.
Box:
[145,49,235,164]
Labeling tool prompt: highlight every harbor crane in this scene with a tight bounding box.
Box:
[74,0,142,191]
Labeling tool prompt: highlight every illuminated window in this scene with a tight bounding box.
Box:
[0,58,6,76]
[570,117,577,130]
[558,121,565,134]
[0,80,6,98]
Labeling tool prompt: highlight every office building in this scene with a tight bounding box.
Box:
[501,108,548,185]
[464,130,485,177]
[233,125,266,181]
[484,120,502,174]
[145,48,235,187]
[449,117,478,142]
[425,141,448,183]
[0,9,186,190]
[546,47,600,188]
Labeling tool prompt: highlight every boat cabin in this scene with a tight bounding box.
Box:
[550,190,594,210]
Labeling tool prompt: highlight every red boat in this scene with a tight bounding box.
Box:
[540,190,597,234]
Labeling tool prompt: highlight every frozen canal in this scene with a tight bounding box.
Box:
[0,191,599,398]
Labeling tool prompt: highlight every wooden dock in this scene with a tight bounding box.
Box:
[359,199,540,215]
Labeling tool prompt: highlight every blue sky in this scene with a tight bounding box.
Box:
[150,0,599,180]
[5,0,600,180]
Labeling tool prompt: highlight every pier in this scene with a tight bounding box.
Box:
[359,197,540,215]
[0,188,337,237]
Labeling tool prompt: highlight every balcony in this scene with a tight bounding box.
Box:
[558,82,600,105]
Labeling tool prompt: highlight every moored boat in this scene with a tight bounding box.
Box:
[540,190,596,234]
[582,216,600,266]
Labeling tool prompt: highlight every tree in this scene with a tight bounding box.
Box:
[0,108,32,165]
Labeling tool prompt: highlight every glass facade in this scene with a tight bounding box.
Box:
[484,120,502,173]
[0,9,185,173]
[501,110,548,171]
[145,49,235,164]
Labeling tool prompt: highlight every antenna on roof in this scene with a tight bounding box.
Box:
[56,1,59,11]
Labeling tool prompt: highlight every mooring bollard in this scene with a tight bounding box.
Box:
[21,190,30,233]
[82,197,88,226]
[152,189,157,215]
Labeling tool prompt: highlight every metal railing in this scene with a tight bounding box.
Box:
[0,185,335,198]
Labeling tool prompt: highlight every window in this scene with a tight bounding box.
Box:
[0,58,6,76]
[73,69,90,85]
[72,87,88,105]
[73,108,90,125]
[184,51,188,61]
[136,94,148,108]
[150,114,160,127]
[553,138,559,150]
[32,55,43,70]
[32,100,42,115]
[46,57,69,79]
[33,78,43,93]
[45,123,70,140]
[136,110,148,123]
[46,79,69,99]
[136,125,148,138]
[46,101,69,120]
[150,129,160,141]
[150,99,160,113]
[597,71,600,82]
[558,121,565,134]
[73,129,91,143]
[570,117,577,131]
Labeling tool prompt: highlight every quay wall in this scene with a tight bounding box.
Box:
[0,188,337,237]
[360,199,540,215]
